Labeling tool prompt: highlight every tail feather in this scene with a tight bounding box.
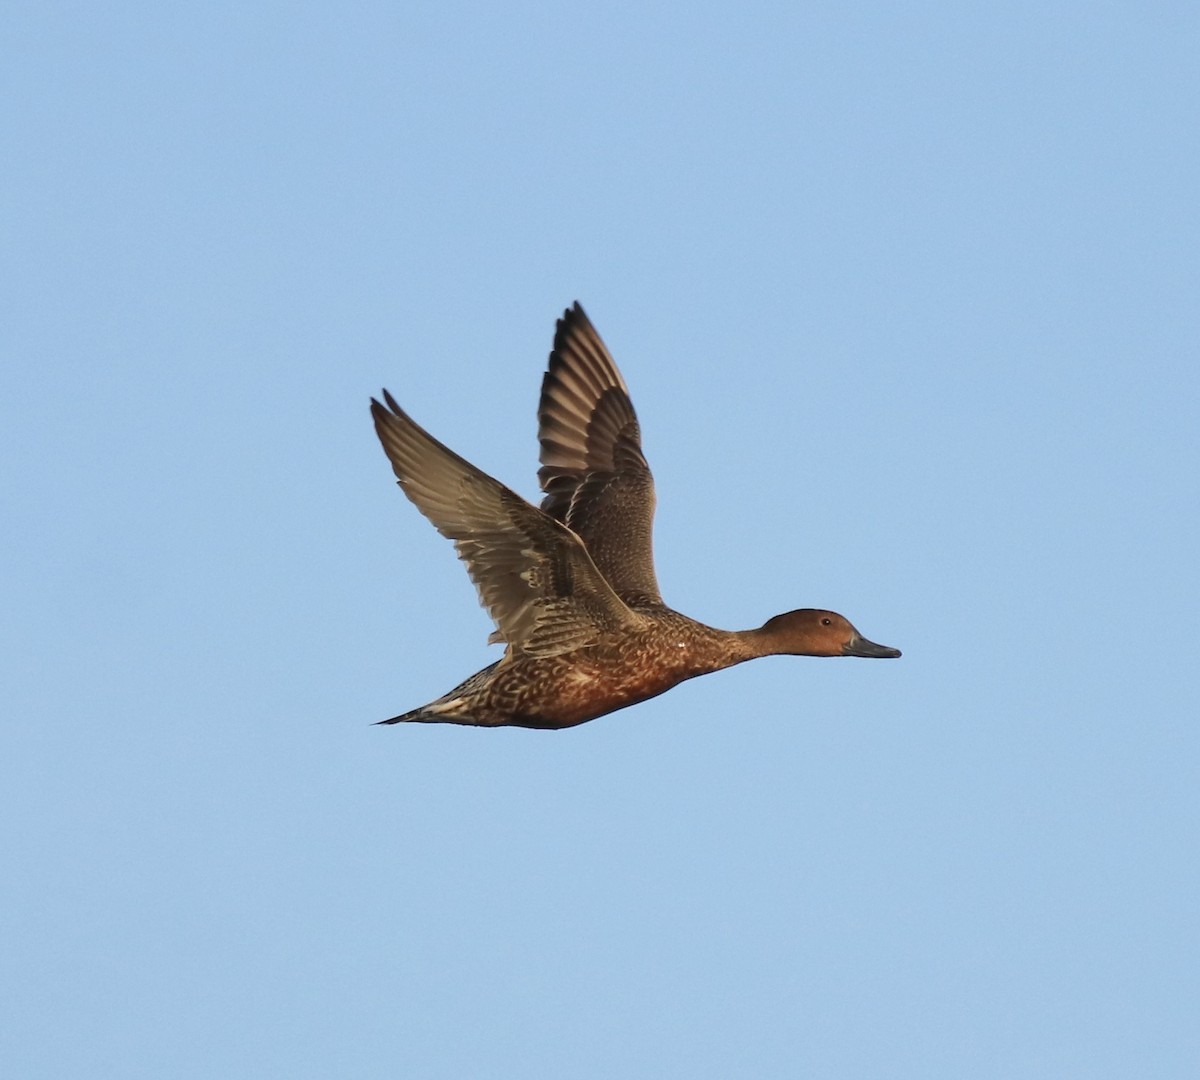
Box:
[375,700,476,725]
[374,707,424,725]
[375,670,495,727]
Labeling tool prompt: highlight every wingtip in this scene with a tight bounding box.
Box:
[552,302,595,359]
[558,300,588,327]
[370,389,408,422]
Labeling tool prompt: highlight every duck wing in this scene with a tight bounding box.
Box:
[371,391,639,657]
[536,303,663,608]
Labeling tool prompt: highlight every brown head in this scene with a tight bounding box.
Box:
[754,609,901,658]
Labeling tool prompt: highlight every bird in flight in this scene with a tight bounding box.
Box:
[370,303,899,730]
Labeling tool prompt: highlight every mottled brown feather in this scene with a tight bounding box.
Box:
[537,303,663,608]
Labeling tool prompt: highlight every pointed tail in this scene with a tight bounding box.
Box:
[374,707,424,726]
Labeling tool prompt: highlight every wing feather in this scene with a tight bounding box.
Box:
[371,391,639,656]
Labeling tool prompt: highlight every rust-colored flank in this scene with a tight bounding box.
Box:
[369,303,899,730]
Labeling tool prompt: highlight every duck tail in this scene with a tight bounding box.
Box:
[374,707,424,726]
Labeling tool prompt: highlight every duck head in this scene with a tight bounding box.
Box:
[757,609,901,658]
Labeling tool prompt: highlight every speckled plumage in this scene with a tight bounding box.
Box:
[370,303,899,730]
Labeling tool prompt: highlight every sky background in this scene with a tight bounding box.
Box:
[3,2,1198,1077]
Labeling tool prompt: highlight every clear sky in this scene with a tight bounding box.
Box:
[3,3,1197,1077]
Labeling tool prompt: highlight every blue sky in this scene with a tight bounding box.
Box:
[3,3,1197,1077]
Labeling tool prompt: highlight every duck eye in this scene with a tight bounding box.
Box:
[821,617,832,627]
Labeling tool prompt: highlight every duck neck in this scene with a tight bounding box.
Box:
[727,625,790,661]
[736,622,821,659]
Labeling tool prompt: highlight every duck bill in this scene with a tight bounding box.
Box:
[843,635,901,659]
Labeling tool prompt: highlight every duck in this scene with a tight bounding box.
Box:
[370,302,899,730]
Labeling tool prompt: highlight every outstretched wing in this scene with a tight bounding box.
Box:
[371,391,640,657]
[537,303,663,608]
